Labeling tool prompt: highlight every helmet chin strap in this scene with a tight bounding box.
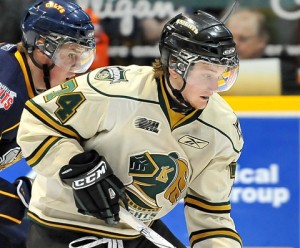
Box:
[165,71,193,109]
[42,64,52,90]
[28,49,55,91]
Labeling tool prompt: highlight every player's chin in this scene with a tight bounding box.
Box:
[190,97,209,109]
[66,73,76,79]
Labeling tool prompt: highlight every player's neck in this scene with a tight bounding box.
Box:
[26,53,47,91]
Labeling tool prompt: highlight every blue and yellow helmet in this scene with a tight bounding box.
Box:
[21,0,95,56]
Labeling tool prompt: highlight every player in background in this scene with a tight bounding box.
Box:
[17,9,243,248]
[0,0,95,247]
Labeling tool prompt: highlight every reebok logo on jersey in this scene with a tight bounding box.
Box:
[178,135,209,149]
[0,82,17,110]
[134,117,160,133]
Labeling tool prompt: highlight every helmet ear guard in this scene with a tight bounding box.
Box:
[168,54,187,77]
[34,36,57,58]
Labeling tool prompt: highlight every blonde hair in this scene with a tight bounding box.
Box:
[17,42,27,53]
[152,59,164,79]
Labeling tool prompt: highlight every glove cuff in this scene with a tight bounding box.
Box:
[14,176,32,208]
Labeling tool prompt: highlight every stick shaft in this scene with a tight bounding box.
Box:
[119,207,176,248]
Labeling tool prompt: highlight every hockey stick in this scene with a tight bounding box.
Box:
[119,207,176,248]
[220,0,240,23]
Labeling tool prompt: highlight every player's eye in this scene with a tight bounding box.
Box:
[68,53,76,59]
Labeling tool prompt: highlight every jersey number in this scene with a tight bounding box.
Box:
[43,79,85,123]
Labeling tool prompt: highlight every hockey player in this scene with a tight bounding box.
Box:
[17,10,243,248]
[0,0,95,247]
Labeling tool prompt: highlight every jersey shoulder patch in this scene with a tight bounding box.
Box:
[87,65,157,101]
[94,66,129,84]
[0,43,17,53]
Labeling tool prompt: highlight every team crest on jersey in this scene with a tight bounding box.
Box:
[0,82,17,110]
[126,151,189,221]
[94,67,128,84]
[0,147,22,171]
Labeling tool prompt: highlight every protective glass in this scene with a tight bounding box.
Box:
[52,42,96,73]
[216,64,239,92]
[187,60,239,92]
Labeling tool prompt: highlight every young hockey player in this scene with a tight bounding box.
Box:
[0,0,95,247]
[17,9,243,248]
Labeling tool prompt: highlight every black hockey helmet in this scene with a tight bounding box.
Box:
[159,10,239,92]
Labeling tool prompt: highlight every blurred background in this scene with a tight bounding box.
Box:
[2,0,300,95]
[1,0,300,247]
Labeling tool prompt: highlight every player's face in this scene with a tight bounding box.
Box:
[49,43,95,87]
[52,42,96,73]
[49,64,76,87]
[181,62,226,109]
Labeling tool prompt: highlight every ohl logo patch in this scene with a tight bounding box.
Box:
[94,66,128,84]
[134,117,160,133]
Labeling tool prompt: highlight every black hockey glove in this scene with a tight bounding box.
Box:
[59,150,128,225]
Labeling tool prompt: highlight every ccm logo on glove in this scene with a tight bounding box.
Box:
[71,160,110,189]
[59,150,128,225]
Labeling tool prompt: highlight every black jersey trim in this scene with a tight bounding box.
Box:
[184,194,231,214]
[190,228,242,247]
[27,211,143,240]
[87,72,159,104]
[197,118,241,153]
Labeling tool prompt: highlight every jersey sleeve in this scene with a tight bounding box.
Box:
[0,110,22,170]
[184,151,242,247]
[17,72,109,179]
[0,177,27,224]
[0,44,29,170]
[0,139,22,170]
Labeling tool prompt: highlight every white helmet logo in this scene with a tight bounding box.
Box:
[223,47,235,55]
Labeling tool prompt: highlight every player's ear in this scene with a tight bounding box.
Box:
[35,38,47,54]
[34,38,55,61]
[168,66,180,79]
[33,40,51,62]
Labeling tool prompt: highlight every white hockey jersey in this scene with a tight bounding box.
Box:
[17,65,244,248]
